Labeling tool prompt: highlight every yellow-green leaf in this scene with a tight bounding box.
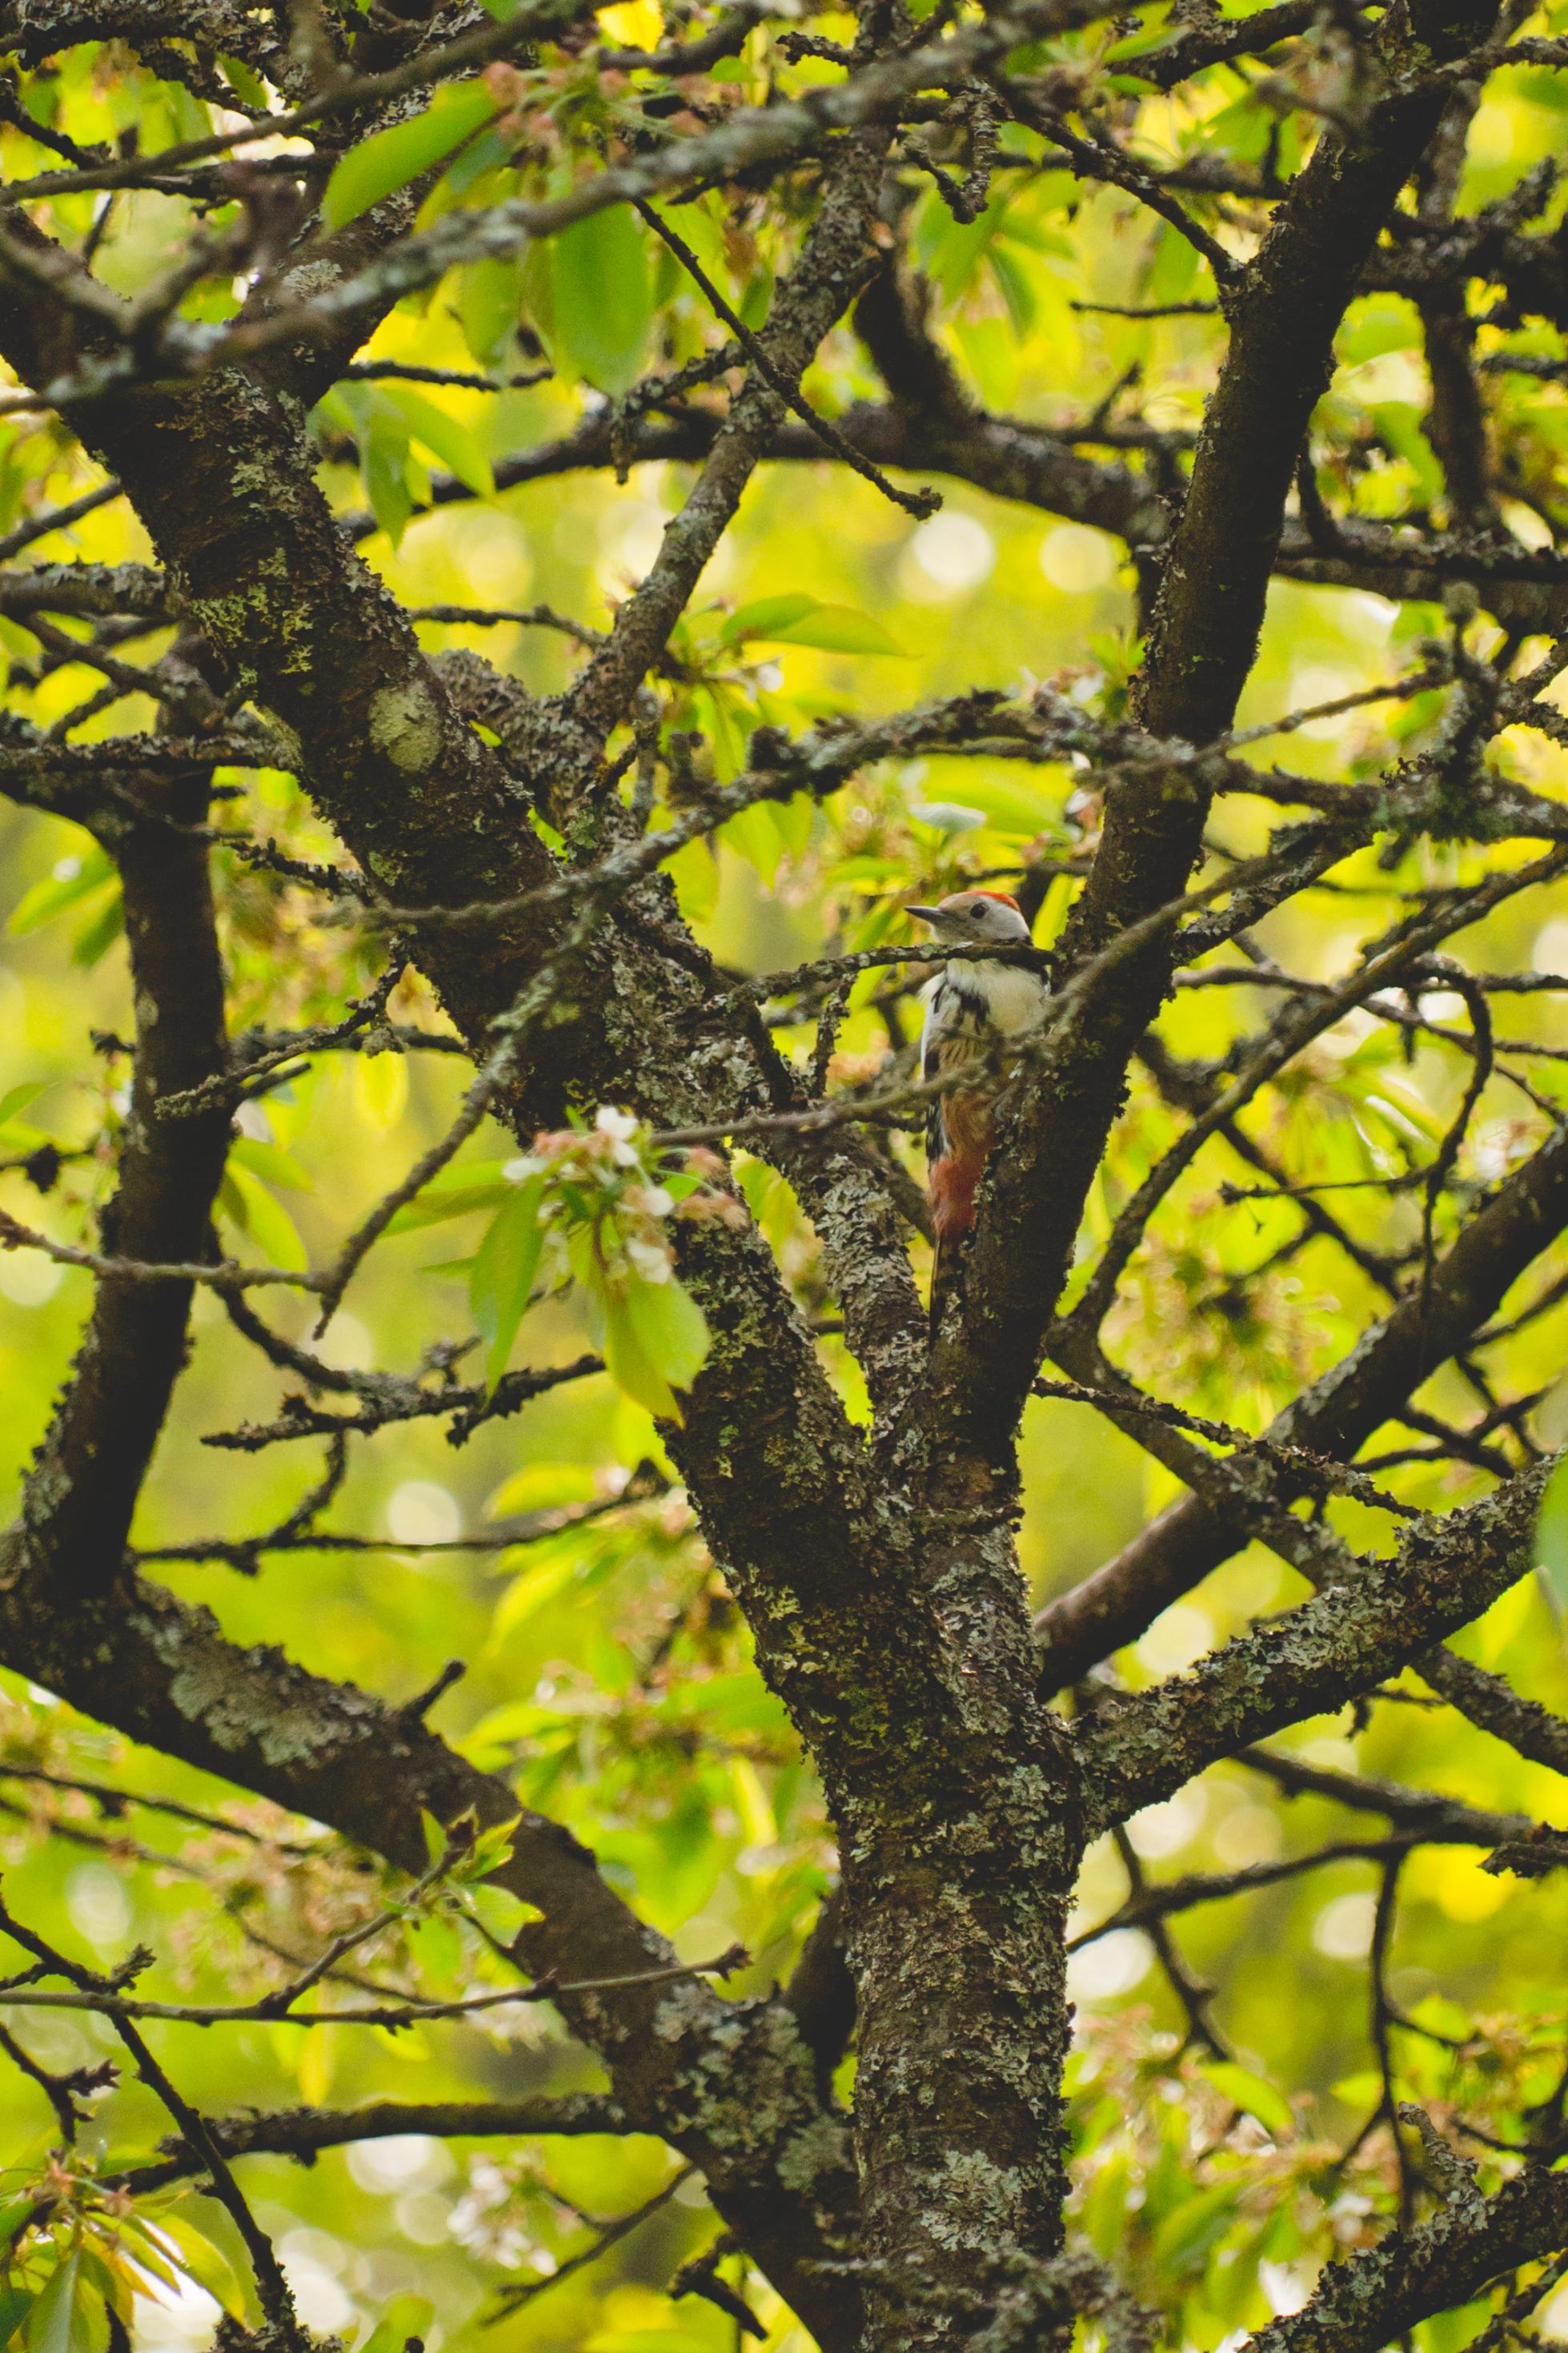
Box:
[548,205,652,395]
[0,2288,33,2351]
[24,2253,86,2353]
[230,1134,313,1192]
[9,844,114,938]
[218,1162,308,1271]
[153,2219,247,2321]
[721,592,820,646]
[323,81,497,228]
[386,1161,516,1234]
[455,255,528,366]
[381,385,494,496]
[1199,2061,1293,2140]
[623,1272,709,1392]
[470,1174,547,1390]
[601,1289,680,1421]
[743,599,903,656]
[359,2295,436,2353]
[466,1881,533,1941]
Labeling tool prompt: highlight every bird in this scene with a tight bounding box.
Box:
[907,889,1052,1328]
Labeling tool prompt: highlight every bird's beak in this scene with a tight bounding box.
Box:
[906,905,945,927]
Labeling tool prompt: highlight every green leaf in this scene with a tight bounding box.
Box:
[720,592,820,646]
[381,386,494,496]
[1199,2061,1293,2140]
[408,1910,465,1982]
[1150,2182,1238,2275]
[154,2218,247,2319]
[431,129,508,207]
[600,1274,709,1422]
[1535,1452,1568,1623]
[1422,2306,1496,2353]
[988,242,1037,338]
[548,205,652,396]
[666,835,721,922]
[9,844,114,938]
[624,1273,709,1391]
[385,1162,517,1234]
[750,601,902,656]
[465,1811,521,1877]
[693,682,748,781]
[1369,400,1444,505]
[229,1135,313,1193]
[1145,219,1203,306]
[469,1174,547,1391]
[600,1290,680,1422]
[365,403,415,548]
[0,1081,45,1126]
[359,2294,436,2353]
[73,2250,126,2331]
[69,885,125,970]
[0,2288,34,2351]
[455,255,527,367]
[115,2218,186,2297]
[490,1538,599,1637]
[219,52,268,103]
[23,2253,82,2353]
[722,797,789,885]
[1338,295,1419,367]
[465,1881,534,1941]
[485,1460,600,1515]
[323,82,498,227]
[0,2200,37,2261]
[218,1163,308,1271]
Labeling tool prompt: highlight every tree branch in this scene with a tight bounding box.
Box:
[1073,1462,1550,1829]
[1035,1108,1568,1688]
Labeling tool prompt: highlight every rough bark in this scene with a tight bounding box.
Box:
[22,766,231,1587]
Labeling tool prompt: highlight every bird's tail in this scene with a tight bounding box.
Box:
[928,1147,985,1339]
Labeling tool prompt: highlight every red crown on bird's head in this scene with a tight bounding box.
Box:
[972,889,1021,911]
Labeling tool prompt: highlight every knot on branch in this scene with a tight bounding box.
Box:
[1481,1825,1568,1879]
[1397,2102,1483,2204]
[398,1657,466,1721]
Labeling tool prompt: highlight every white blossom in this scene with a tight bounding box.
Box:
[624,1184,674,1219]
[627,1237,674,1283]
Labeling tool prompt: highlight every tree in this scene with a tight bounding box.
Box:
[3,0,1568,2343]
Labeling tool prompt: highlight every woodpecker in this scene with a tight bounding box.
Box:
[908,889,1052,1323]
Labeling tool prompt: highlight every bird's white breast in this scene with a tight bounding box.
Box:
[946,958,1049,1038]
